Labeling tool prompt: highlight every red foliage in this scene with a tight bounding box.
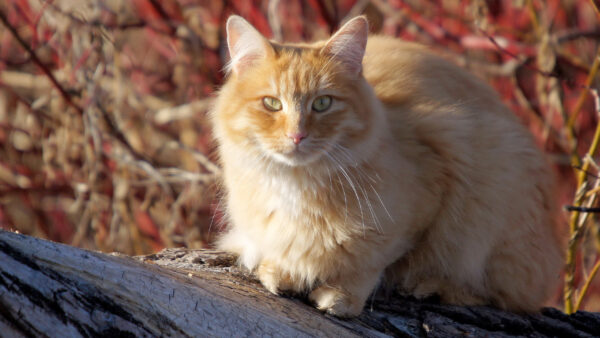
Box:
[135,210,162,243]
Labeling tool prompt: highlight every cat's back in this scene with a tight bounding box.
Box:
[363,34,534,162]
[363,35,502,112]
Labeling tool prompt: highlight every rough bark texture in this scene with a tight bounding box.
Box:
[0,229,599,337]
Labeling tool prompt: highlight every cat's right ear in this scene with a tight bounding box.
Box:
[322,16,368,75]
[226,15,274,75]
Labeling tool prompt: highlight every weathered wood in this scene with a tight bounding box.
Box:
[1,229,599,337]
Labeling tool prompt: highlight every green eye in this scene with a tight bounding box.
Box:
[312,95,332,112]
[262,97,282,111]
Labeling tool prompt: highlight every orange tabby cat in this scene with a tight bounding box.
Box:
[211,15,563,317]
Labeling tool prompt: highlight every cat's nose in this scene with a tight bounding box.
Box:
[287,131,307,145]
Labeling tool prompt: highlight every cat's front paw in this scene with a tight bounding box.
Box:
[309,285,363,318]
[257,261,294,295]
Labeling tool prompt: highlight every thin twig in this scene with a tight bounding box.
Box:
[482,31,558,79]
[0,9,83,114]
[564,206,600,213]
[566,48,600,167]
[557,29,600,43]
[588,0,600,18]
[0,83,61,126]
[147,0,177,35]
[573,165,600,179]
[526,0,540,36]
[565,88,600,314]
[575,259,600,311]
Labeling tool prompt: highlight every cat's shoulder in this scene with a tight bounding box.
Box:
[366,35,429,53]
[364,35,449,75]
[364,35,445,68]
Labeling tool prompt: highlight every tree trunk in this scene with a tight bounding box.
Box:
[0,230,598,337]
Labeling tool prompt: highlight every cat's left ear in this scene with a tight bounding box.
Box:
[322,16,368,75]
[226,15,274,75]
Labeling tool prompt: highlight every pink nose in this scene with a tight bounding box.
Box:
[287,131,307,145]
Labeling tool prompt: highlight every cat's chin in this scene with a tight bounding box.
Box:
[269,150,322,167]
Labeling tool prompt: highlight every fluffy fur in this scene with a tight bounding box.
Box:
[211,15,563,317]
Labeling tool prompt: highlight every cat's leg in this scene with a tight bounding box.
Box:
[384,235,491,307]
[257,260,296,295]
[433,283,487,306]
[388,258,488,306]
[309,234,415,317]
[308,267,382,317]
[484,236,561,311]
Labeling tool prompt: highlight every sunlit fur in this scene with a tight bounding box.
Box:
[211,16,563,317]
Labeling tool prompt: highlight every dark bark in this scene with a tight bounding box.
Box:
[0,229,598,337]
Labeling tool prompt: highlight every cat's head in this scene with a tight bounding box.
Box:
[213,15,379,168]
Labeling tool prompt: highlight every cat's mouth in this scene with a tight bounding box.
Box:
[275,147,311,165]
[269,141,328,167]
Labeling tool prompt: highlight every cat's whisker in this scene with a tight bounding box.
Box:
[334,170,349,224]
[325,165,334,192]
[335,151,384,235]
[337,143,379,173]
[369,183,395,224]
[358,179,383,234]
[326,153,366,236]
[334,144,374,172]
[324,142,380,219]
[207,193,225,237]
[338,156,380,234]
[332,143,378,184]
[331,148,384,234]
[215,213,228,231]
[332,144,358,166]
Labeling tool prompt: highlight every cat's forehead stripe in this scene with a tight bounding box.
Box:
[272,51,327,99]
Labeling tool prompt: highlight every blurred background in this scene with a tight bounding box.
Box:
[0,0,599,311]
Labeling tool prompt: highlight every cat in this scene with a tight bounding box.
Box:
[210,15,563,317]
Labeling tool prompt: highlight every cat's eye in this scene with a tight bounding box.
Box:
[312,95,332,113]
[262,97,282,111]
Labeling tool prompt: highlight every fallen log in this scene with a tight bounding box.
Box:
[0,229,598,337]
